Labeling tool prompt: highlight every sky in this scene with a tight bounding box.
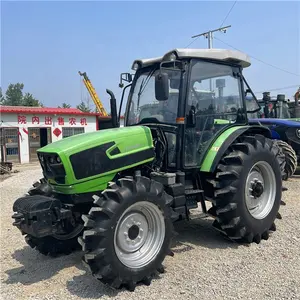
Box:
[1,0,299,113]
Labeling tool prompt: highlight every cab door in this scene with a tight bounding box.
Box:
[183,59,244,168]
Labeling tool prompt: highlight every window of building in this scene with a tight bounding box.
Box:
[62,127,85,138]
[0,128,20,162]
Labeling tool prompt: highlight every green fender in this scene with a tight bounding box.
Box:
[200,125,271,173]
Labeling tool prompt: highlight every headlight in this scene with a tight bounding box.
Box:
[48,155,61,164]
[296,129,300,139]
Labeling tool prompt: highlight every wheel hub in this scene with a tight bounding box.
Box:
[251,179,264,198]
[128,225,140,240]
[116,212,149,253]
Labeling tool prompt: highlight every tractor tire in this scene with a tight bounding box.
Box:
[79,174,174,291]
[208,134,283,244]
[25,231,83,257]
[273,140,297,180]
[21,178,84,257]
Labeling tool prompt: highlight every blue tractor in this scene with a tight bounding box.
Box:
[248,92,299,180]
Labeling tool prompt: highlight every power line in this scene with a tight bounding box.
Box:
[254,85,299,94]
[214,37,300,77]
[185,37,199,48]
[220,1,237,27]
[185,0,237,49]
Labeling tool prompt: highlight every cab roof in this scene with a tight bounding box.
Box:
[131,48,251,70]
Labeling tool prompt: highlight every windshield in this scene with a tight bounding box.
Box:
[126,67,181,125]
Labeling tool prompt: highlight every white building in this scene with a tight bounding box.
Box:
[0,106,100,164]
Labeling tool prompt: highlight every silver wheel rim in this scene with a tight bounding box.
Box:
[245,161,276,220]
[114,201,165,269]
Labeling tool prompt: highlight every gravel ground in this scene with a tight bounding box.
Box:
[1,167,300,300]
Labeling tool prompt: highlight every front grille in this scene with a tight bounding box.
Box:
[38,153,66,184]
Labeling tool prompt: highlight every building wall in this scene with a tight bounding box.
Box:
[1,113,97,163]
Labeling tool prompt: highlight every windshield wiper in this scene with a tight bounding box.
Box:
[137,67,157,107]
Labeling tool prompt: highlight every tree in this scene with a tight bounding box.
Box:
[0,87,5,104]
[23,92,42,107]
[4,83,24,106]
[58,103,71,108]
[76,101,91,112]
[1,83,43,107]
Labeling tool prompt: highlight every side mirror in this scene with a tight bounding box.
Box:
[119,73,133,88]
[155,72,169,101]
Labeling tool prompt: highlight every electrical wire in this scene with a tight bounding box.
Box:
[185,36,200,48]
[215,37,300,77]
[254,85,299,94]
[185,1,237,48]
[219,1,237,27]
[184,1,237,48]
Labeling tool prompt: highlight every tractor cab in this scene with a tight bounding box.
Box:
[122,48,260,170]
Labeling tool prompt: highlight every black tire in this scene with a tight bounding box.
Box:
[208,134,283,244]
[25,233,82,257]
[78,173,174,291]
[22,178,83,257]
[273,140,297,180]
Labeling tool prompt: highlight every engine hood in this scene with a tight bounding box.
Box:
[38,125,154,155]
[37,125,155,192]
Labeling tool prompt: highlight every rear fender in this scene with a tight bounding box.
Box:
[200,125,271,173]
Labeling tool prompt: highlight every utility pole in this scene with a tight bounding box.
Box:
[191,25,231,91]
[191,25,231,49]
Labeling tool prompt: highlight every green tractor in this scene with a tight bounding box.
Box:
[12,48,285,291]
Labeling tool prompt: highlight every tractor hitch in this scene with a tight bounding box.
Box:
[12,195,72,238]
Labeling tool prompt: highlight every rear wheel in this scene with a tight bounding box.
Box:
[79,173,173,291]
[273,140,297,180]
[208,134,283,243]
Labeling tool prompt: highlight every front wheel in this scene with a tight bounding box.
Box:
[25,223,84,257]
[208,134,283,243]
[78,174,173,291]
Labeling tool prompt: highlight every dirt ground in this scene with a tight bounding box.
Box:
[1,166,300,300]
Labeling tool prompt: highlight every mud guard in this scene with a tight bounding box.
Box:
[200,125,271,173]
